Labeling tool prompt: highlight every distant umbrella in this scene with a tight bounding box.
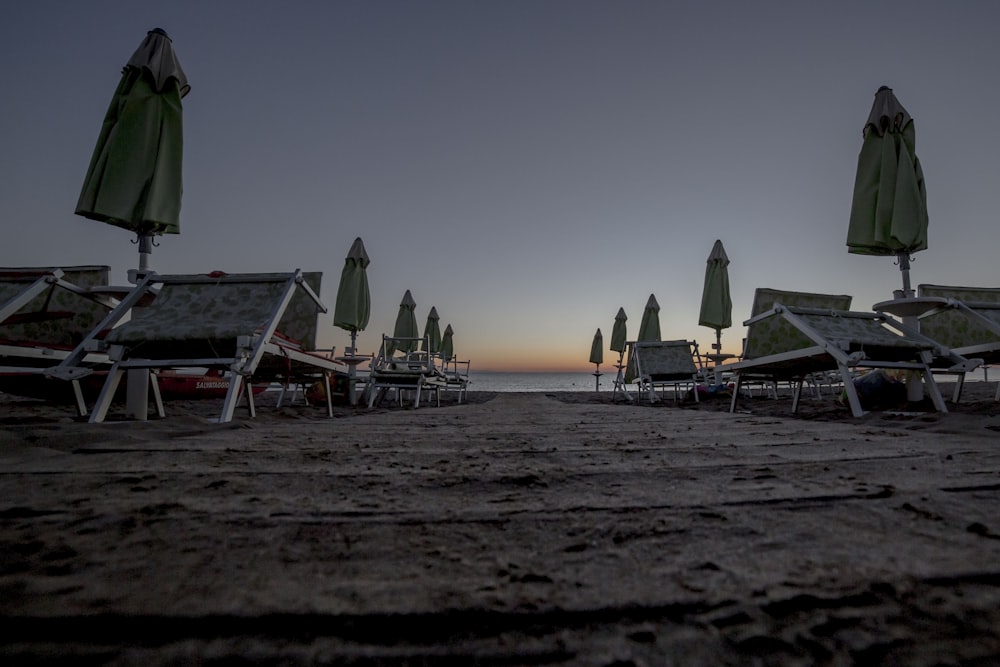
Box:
[589,328,603,391]
[610,307,627,354]
[333,237,371,353]
[388,290,419,355]
[440,324,455,361]
[698,239,732,354]
[76,28,190,276]
[626,295,660,383]
[636,294,661,342]
[589,328,604,365]
[847,86,928,297]
[421,306,442,353]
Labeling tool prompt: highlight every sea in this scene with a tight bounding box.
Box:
[465,367,997,393]
[468,371,610,393]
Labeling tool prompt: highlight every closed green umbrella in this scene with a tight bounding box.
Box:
[609,307,628,398]
[440,324,454,361]
[589,328,603,365]
[847,86,928,297]
[421,306,442,353]
[610,307,627,354]
[76,28,189,276]
[388,289,419,355]
[333,237,371,352]
[698,239,732,354]
[626,295,660,383]
[636,294,661,342]
[589,328,603,391]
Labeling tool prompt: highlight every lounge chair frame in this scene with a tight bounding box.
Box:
[365,335,444,408]
[728,296,976,417]
[83,270,342,423]
[628,340,702,405]
[1,266,116,415]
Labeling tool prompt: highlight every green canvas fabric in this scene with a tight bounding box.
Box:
[609,308,627,354]
[0,267,111,347]
[626,297,661,383]
[698,240,732,330]
[743,288,852,359]
[440,324,454,361]
[847,88,928,256]
[421,307,442,354]
[333,237,370,334]
[76,31,187,235]
[636,295,661,342]
[917,284,1000,355]
[106,272,322,353]
[633,341,698,380]
[388,290,419,355]
[589,329,603,365]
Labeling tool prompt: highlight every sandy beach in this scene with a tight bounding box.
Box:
[2,383,1000,665]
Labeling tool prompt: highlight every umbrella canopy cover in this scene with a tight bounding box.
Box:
[636,294,661,342]
[388,289,419,355]
[698,239,732,331]
[421,306,442,353]
[440,324,454,361]
[610,307,627,354]
[847,86,928,256]
[76,28,189,235]
[333,237,371,333]
[589,329,604,365]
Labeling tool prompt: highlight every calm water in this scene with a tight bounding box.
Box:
[467,367,996,393]
[468,371,609,393]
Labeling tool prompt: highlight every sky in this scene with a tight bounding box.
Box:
[3,1,1000,372]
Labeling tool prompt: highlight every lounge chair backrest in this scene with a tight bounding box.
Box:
[107,271,322,351]
[743,288,853,359]
[917,284,1000,350]
[633,340,698,379]
[0,266,111,347]
[276,272,322,350]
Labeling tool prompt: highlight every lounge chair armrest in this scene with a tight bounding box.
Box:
[947,358,983,373]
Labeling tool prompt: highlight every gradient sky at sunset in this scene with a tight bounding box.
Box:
[4,1,1000,371]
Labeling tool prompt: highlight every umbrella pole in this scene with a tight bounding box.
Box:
[894,251,924,401]
[896,252,914,298]
[125,232,157,419]
[593,363,601,392]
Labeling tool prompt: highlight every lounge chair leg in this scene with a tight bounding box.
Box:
[71,380,87,418]
[994,381,1000,402]
[323,372,333,417]
[149,372,165,418]
[791,379,804,413]
[838,364,865,417]
[220,375,244,423]
[921,369,947,414]
[952,375,965,403]
[729,374,742,413]
[244,380,257,418]
[89,367,124,423]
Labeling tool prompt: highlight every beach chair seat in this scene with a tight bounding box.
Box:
[915,284,1000,401]
[85,270,345,423]
[728,288,976,417]
[365,335,446,408]
[629,339,702,404]
[0,266,117,414]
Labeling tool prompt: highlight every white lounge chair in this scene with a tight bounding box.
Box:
[915,284,1000,401]
[0,266,116,414]
[439,356,471,403]
[628,339,703,404]
[85,270,345,423]
[728,288,976,417]
[365,335,445,408]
